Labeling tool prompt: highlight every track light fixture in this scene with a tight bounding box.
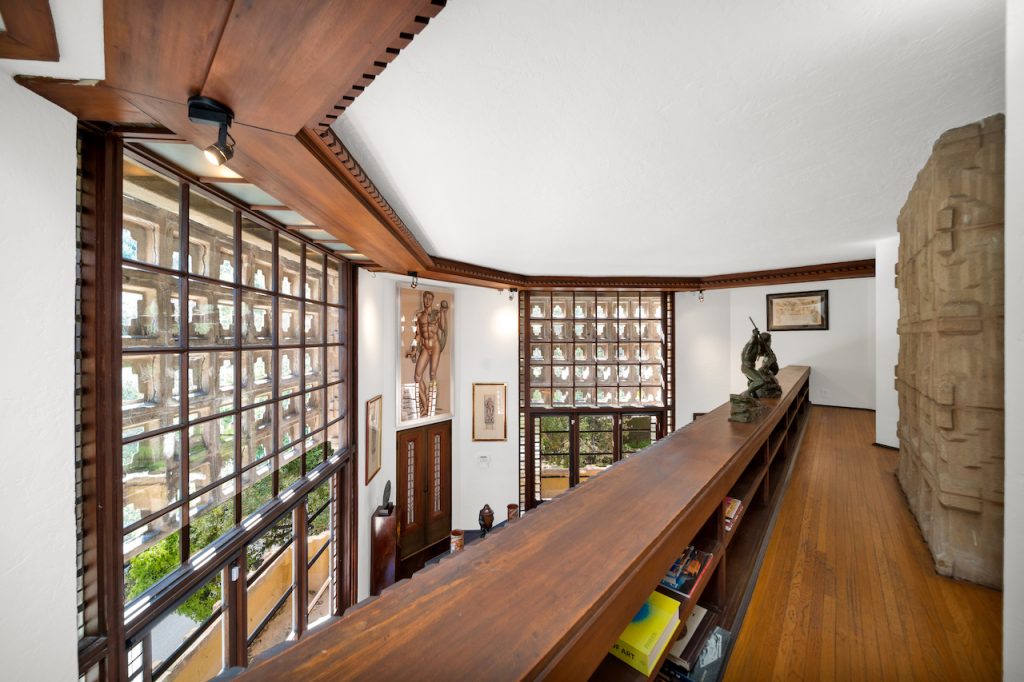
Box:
[509,287,518,301]
[408,271,419,289]
[698,289,705,304]
[187,95,236,167]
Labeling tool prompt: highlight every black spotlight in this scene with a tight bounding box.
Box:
[187,95,235,166]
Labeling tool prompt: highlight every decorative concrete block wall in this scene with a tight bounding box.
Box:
[896,114,1004,589]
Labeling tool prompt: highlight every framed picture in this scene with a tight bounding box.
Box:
[397,284,454,427]
[766,290,829,331]
[365,395,382,484]
[472,383,507,441]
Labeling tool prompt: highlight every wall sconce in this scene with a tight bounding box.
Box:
[188,95,236,167]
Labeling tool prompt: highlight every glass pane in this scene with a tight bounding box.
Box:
[595,321,614,342]
[551,295,571,319]
[540,431,569,455]
[279,447,301,489]
[247,516,292,578]
[639,342,663,363]
[326,260,340,304]
[278,234,302,297]
[122,157,180,270]
[623,414,653,430]
[122,266,181,348]
[551,321,570,342]
[240,404,274,468]
[641,364,663,386]
[123,431,182,525]
[326,419,346,455]
[307,539,331,625]
[304,389,324,435]
[580,454,614,482]
[595,343,613,362]
[574,294,595,319]
[641,386,664,406]
[574,388,594,406]
[278,349,300,395]
[528,294,550,319]
[187,351,235,421]
[189,190,235,282]
[304,433,326,469]
[242,290,274,346]
[573,322,594,342]
[189,481,236,555]
[247,548,294,658]
[622,431,654,454]
[552,388,571,406]
[279,397,301,448]
[540,456,569,500]
[596,387,618,407]
[241,460,275,517]
[327,381,345,424]
[640,294,662,319]
[122,353,181,437]
[327,345,341,384]
[147,573,224,681]
[529,321,550,342]
[529,365,551,387]
[574,364,595,386]
[540,415,569,431]
[279,297,301,346]
[552,365,571,386]
[624,293,642,319]
[188,279,235,347]
[551,343,570,363]
[529,343,549,364]
[619,386,641,406]
[579,415,613,431]
[305,249,324,301]
[579,431,613,454]
[241,218,274,291]
[326,307,341,345]
[305,346,325,389]
[187,415,236,491]
[595,294,615,320]
[304,303,323,345]
[596,364,616,386]
[530,388,551,407]
[641,320,663,341]
[241,349,274,407]
[124,515,181,603]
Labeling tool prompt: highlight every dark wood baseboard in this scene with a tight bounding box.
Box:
[873,442,899,451]
[812,403,875,413]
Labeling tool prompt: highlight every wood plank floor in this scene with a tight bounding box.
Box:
[724,406,1001,682]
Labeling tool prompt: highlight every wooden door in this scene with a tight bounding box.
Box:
[396,420,451,564]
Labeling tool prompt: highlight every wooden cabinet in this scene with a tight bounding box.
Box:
[396,420,452,573]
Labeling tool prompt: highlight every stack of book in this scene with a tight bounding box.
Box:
[660,546,713,598]
[659,605,721,680]
[610,591,681,675]
[659,624,730,682]
[723,496,743,532]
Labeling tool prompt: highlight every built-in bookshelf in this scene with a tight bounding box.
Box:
[590,375,812,681]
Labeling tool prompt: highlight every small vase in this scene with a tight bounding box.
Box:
[507,503,520,523]
[450,529,465,554]
[479,504,494,535]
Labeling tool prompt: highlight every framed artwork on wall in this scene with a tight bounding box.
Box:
[472,383,507,441]
[366,394,383,484]
[397,284,454,427]
[766,290,829,331]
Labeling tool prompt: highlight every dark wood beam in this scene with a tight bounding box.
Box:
[0,0,59,61]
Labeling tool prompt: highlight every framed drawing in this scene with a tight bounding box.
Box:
[472,383,507,441]
[397,284,454,427]
[766,290,829,331]
[365,395,382,484]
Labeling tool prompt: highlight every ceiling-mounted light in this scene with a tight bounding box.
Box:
[509,287,518,302]
[408,271,419,289]
[698,289,705,304]
[187,95,236,167]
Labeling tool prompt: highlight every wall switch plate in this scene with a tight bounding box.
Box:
[478,455,490,469]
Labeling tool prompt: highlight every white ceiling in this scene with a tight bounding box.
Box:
[335,0,1005,277]
[0,0,103,80]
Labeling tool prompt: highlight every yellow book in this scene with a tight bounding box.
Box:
[610,591,681,675]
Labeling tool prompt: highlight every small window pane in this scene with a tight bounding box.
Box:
[304,388,324,435]
[327,381,345,425]
[305,249,324,301]
[580,454,614,482]
[124,515,182,603]
[279,297,301,346]
[241,350,273,407]
[189,190,236,282]
[242,290,274,346]
[240,404,274,468]
[279,397,301,448]
[305,346,325,389]
[241,461,275,518]
[247,527,294,659]
[187,351,235,421]
[122,353,181,437]
[540,456,569,500]
[189,482,236,555]
[122,158,181,270]
[123,431,182,525]
[122,266,181,348]
[304,303,323,345]
[326,261,340,304]
[241,218,274,291]
[278,234,302,297]
[279,348,300,395]
[279,446,301,489]
[187,415,236,491]
[326,306,341,345]
[327,345,340,384]
[145,573,224,680]
[188,279,235,347]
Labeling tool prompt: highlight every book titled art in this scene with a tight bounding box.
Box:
[610,591,681,675]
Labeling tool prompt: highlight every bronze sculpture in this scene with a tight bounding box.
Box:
[729,318,781,422]
[405,290,450,417]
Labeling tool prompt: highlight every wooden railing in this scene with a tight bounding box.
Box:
[231,366,812,681]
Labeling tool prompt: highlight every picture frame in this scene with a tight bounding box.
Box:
[766,290,829,331]
[396,283,455,428]
[472,383,507,441]
[365,394,383,484]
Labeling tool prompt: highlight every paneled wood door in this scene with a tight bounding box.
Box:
[396,420,452,565]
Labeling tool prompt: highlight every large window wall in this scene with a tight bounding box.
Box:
[519,291,674,509]
[77,130,357,681]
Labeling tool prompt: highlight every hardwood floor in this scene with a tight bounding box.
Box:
[724,406,1001,682]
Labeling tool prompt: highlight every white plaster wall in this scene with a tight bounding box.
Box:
[0,75,79,681]
[874,236,900,447]
[356,272,519,600]
[675,289,732,427]
[1004,0,1023,677]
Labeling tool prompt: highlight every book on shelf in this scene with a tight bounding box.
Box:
[667,606,720,672]
[609,590,681,676]
[665,604,707,669]
[724,496,743,532]
[660,546,713,598]
[662,623,729,681]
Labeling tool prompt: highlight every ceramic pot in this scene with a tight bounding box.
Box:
[450,529,465,554]
[507,503,520,523]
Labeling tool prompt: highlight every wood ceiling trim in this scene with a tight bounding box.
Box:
[418,257,875,292]
[308,126,433,269]
[0,0,59,61]
[311,0,448,130]
[14,76,157,124]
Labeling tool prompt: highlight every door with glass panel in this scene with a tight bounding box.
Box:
[533,411,663,503]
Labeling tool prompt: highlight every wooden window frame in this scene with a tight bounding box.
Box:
[75,125,359,680]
